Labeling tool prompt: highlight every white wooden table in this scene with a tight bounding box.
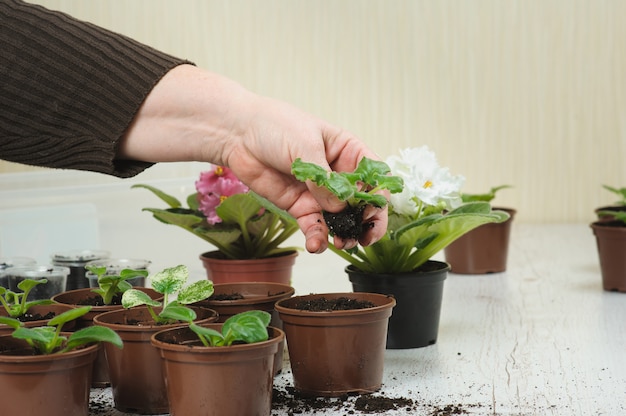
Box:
[88,223,626,415]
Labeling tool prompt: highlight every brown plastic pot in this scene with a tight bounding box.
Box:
[199,250,297,284]
[275,292,395,397]
[0,303,76,336]
[0,334,98,416]
[444,207,516,274]
[591,220,626,292]
[193,282,294,375]
[93,306,218,414]
[151,324,283,416]
[52,287,162,387]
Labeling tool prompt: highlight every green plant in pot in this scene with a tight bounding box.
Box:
[591,209,626,292]
[133,165,300,284]
[51,265,160,389]
[444,184,516,274]
[595,185,626,221]
[0,306,122,416]
[0,279,76,335]
[93,264,217,414]
[293,146,509,348]
[151,309,284,416]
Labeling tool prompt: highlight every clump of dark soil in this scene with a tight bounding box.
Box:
[289,296,375,311]
[354,395,416,412]
[323,204,367,240]
[271,386,419,414]
[16,311,56,322]
[76,294,122,306]
[210,292,245,301]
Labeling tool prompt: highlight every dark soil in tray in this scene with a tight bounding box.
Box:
[17,311,56,322]
[289,296,375,311]
[76,294,122,306]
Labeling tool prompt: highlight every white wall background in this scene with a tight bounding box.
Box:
[2,1,626,227]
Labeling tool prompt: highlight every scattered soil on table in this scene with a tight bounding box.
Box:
[271,384,481,415]
[289,296,375,311]
[323,204,367,240]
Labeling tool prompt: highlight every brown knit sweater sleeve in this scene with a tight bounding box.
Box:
[0,0,193,177]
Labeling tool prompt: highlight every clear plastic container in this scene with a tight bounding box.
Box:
[0,265,70,300]
[84,258,151,288]
[51,249,111,291]
[0,257,38,289]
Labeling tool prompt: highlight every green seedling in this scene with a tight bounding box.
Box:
[0,306,122,355]
[602,185,626,206]
[87,265,149,305]
[291,157,404,239]
[121,264,214,325]
[189,310,271,347]
[0,279,54,318]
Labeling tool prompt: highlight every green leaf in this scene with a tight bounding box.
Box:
[132,184,182,208]
[189,323,225,347]
[64,326,123,351]
[119,269,149,280]
[216,193,263,225]
[461,185,512,203]
[143,208,204,228]
[176,280,214,305]
[16,278,47,293]
[150,265,188,295]
[353,157,391,183]
[122,289,161,309]
[13,326,57,346]
[48,306,92,328]
[291,158,329,184]
[159,304,197,323]
[0,316,22,329]
[222,310,270,345]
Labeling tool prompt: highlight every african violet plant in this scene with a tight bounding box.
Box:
[132,165,299,260]
[0,306,122,355]
[0,279,53,318]
[121,264,214,324]
[294,146,510,273]
[291,156,404,240]
[86,265,149,305]
[188,310,271,347]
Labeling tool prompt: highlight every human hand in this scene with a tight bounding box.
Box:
[218,95,390,253]
[119,65,388,253]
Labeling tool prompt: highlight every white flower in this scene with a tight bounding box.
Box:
[386,146,465,216]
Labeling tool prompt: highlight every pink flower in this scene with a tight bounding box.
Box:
[195,166,249,224]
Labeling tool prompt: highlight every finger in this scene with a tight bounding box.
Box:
[298,212,330,253]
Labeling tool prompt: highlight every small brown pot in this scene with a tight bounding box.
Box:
[0,303,76,336]
[0,335,98,416]
[93,306,218,414]
[151,324,283,416]
[193,281,294,376]
[444,207,516,274]
[591,220,626,292]
[275,292,395,397]
[199,250,298,284]
[52,287,162,388]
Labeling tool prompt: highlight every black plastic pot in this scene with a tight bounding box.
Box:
[347,260,449,349]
